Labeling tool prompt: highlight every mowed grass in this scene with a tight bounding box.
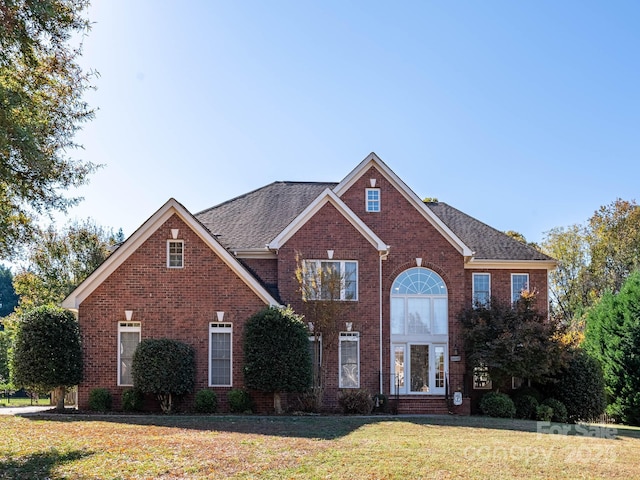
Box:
[0,397,50,407]
[1,413,639,479]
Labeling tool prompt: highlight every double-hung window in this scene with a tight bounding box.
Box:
[366,188,380,212]
[118,322,141,386]
[339,332,360,388]
[309,334,322,388]
[472,273,491,307]
[511,273,529,302]
[303,260,358,301]
[167,240,184,268]
[209,322,232,386]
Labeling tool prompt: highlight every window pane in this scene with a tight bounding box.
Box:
[512,274,529,302]
[120,331,139,385]
[432,298,447,334]
[473,273,490,306]
[340,338,359,388]
[321,261,340,300]
[391,297,405,334]
[211,332,231,385]
[394,345,405,390]
[434,346,445,388]
[309,337,322,387]
[344,262,357,300]
[410,345,429,392]
[407,298,430,334]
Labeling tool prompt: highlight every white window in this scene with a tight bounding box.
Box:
[511,273,529,302]
[473,364,492,390]
[209,322,232,386]
[118,321,141,386]
[390,268,448,395]
[472,273,491,307]
[302,260,358,301]
[339,332,360,388]
[365,188,380,212]
[167,240,184,268]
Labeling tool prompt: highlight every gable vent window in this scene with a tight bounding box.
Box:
[167,240,184,268]
[366,188,380,212]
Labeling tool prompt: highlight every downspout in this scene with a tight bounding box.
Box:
[379,247,390,394]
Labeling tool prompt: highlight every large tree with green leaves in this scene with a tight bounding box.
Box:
[12,219,120,312]
[460,292,567,391]
[243,306,312,414]
[1,0,98,258]
[11,304,82,409]
[584,270,640,425]
[0,264,19,317]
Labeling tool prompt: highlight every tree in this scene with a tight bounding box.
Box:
[243,306,312,414]
[504,230,540,251]
[132,338,195,414]
[294,254,356,409]
[0,0,98,259]
[10,305,82,409]
[0,264,19,317]
[12,219,117,312]
[460,292,567,391]
[584,270,640,425]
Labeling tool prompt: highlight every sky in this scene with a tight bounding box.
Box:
[57,0,640,245]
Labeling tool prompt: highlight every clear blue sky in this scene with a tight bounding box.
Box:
[61,0,639,245]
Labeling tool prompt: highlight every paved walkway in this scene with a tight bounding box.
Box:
[0,406,55,415]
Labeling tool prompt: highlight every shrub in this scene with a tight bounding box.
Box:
[122,389,144,412]
[536,404,553,422]
[542,398,568,423]
[512,385,543,403]
[88,388,112,412]
[338,390,374,414]
[513,394,538,420]
[546,349,606,422]
[480,392,516,418]
[132,338,196,414]
[227,388,253,413]
[195,389,218,413]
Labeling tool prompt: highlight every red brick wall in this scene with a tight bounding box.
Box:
[77,214,269,411]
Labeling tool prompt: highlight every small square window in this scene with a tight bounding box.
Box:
[167,240,184,268]
[366,188,380,212]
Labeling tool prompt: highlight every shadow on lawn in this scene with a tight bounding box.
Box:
[19,411,639,441]
[0,449,92,479]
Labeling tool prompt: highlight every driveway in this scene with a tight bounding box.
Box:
[0,406,55,415]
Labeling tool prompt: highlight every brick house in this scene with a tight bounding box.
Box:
[62,153,555,413]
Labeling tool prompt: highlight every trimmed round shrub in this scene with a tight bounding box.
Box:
[339,389,374,414]
[227,388,253,413]
[480,392,516,418]
[536,404,553,422]
[542,398,568,423]
[195,389,218,413]
[513,394,538,420]
[88,388,112,412]
[122,388,144,412]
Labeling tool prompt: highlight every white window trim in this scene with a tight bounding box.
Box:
[339,331,360,388]
[209,322,233,387]
[167,239,184,268]
[302,260,358,301]
[472,272,491,307]
[118,321,141,386]
[511,273,529,302]
[365,188,380,212]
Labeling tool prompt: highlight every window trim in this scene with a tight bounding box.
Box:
[302,260,358,301]
[209,322,233,387]
[511,273,530,302]
[167,239,184,268]
[365,188,380,212]
[339,331,360,388]
[472,272,491,307]
[118,321,141,387]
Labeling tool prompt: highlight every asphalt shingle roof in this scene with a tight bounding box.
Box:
[195,181,553,262]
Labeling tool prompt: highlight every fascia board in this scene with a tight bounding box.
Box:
[268,188,389,252]
[334,152,474,257]
[62,198,280,310]
[464,259,558,271]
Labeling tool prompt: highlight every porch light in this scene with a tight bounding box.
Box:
[171,229,179,239]
[453,344,459,356]
[216,311,225,322]
[327,250,334,259]
[346,322,353,332]
[125,310,133,321]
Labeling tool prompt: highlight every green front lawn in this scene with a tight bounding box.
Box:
[0,397,50,407]
[0,414,638,479]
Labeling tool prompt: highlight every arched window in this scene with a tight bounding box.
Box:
[390,267,448,395]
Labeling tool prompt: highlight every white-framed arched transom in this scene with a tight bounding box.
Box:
[390,267,448,395]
